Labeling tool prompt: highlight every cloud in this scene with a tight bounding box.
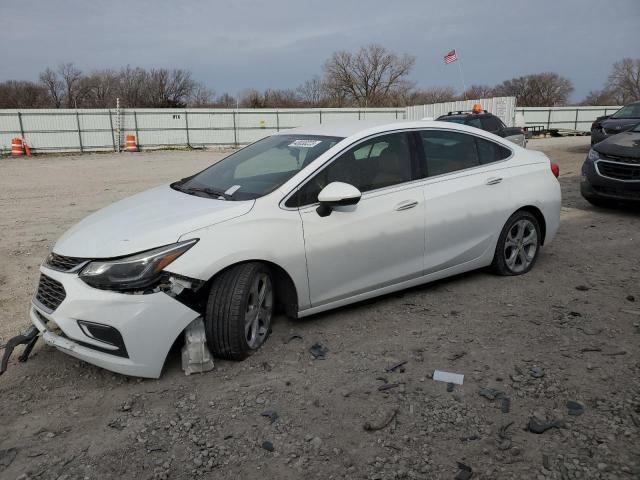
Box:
[1,0,638,101]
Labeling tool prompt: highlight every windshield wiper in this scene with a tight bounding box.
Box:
[184,186,232,200]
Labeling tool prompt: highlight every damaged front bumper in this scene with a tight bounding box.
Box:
[29,265,201,378]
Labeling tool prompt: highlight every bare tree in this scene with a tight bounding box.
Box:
[85,69,121,107]
[117,66,149,107]
[0,80,50,108]
[404,86,457,105]
[297,76,327,106]
[39,68,64,108]
[187,84,215,107]
[146,68,196,107]
[580,89,620,106]
[605,58,640,104]
[214,93,237,108]
[58,63,83,107]
[463,84,495,100]
[493,72,573,106]
[323,44,415,107]
[239,89,265,108]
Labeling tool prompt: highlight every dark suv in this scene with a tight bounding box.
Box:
[591,101,640,145]
[437,110,526,147]
[581,121,640,206]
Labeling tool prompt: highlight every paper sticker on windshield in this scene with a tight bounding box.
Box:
[288,140,322,148]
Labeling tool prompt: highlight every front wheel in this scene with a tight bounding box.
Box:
[205,262,274,360]
[491,211,541,276]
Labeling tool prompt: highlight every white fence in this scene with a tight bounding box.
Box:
[0,102,626,154]
[514,106,621,133]
[0,108,406,154]
[406,97,518,126]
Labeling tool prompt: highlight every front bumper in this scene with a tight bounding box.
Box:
[30,265,200,378]
[581,158,640,202]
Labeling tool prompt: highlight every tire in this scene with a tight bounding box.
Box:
[205,262,274,360]
[491,211,541,276]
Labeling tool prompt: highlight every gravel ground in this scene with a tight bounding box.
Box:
[0,137,639,480]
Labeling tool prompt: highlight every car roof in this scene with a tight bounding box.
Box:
[275,119,491,139]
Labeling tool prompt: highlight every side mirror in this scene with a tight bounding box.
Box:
[316,182,361,217]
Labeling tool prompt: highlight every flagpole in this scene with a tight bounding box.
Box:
[456,51,468,101]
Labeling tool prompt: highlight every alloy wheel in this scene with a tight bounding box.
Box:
[503,219,538,273]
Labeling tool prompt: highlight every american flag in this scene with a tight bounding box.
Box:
[444,50,458,64]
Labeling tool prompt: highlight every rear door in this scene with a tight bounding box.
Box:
[416,129,515,273]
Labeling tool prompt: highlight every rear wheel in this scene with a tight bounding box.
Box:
[491,211,541,276]
[205,262,274,360]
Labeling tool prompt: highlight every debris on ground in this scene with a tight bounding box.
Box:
[501,397,511,413]
[566,401,585,416]
[530,366,545,378]
[378,382,400,392]
[447,382,455,392]
[181,318,214,375]
[385,360,408,372]
[309,342,328,360]
[284,333,303,344]
[261,440,274,452]
[478,388,504,400]
[454,461,473,480]
[575,284,591,291]
[433,370,464,385]
[527,416,565,434]
[363,408,398,432]
[261,410,279,424]
[447,351,467,361]
[0,448,17,467]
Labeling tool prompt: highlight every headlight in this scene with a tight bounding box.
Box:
[587,148,600,161]
[79,239,197,290]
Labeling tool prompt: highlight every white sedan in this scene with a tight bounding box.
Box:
[30,121,561,378]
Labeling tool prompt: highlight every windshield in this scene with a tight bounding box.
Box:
[175,134,343,200]
[611,103,640,119]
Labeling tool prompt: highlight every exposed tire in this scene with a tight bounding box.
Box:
[491,211,541,276]
[204,262,274,361]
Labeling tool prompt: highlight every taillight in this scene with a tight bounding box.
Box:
[550,162,560,178]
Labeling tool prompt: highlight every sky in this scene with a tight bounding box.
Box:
[1,0,638,102]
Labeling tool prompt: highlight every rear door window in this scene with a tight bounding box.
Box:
[475,137,512,164]
[419,130,480,176]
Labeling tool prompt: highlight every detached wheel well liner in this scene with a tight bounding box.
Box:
[515,205,547,245]
[204,260,299,318]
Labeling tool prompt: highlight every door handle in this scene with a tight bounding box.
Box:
[395,200,418,211]
[486,177,503,185]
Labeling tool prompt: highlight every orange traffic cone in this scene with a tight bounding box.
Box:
[11,138,24,156]
[126,135,138,152]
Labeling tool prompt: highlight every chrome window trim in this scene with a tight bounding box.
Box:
[595,159,640,183]
[279,127,515,210]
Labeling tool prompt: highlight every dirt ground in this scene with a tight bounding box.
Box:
[0,138,638,480]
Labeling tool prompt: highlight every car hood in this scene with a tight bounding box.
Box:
[594,131,640,159]
[54,184,255,258]
[601,117,640,133]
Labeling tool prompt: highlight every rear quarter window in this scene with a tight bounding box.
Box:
[475,137,512,164]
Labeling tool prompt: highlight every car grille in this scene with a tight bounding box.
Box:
[597,160,640,181]
[46,252,88,272]
[600,153,640,164]
[593,186,640,200]
[34,274,66,312]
